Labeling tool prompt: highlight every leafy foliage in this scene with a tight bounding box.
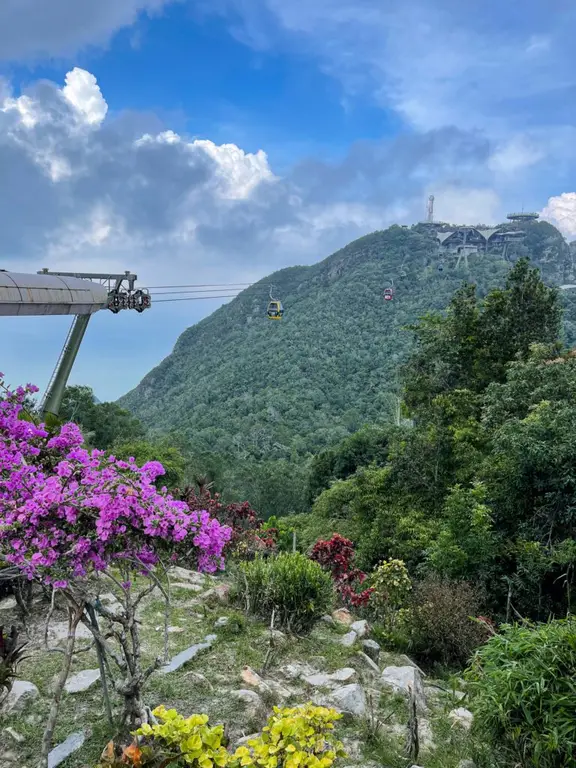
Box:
[370,559,411,621]
[60,385,145,450]
[310,534,373,608]
[113,438,187,490]
[466,619,576,767]
[406,577,491,667]
[231,704,345,768]
[239,553,334,633]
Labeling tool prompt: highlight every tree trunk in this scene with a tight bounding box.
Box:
[38,601,85,768]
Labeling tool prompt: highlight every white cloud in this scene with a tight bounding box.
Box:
[488,135,545,174]
[193,140,277,199]
[433,186,502,225]
[62,68,108,126]
[541,193,576,240]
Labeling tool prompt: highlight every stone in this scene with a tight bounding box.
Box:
[65,669,101,694]
[169,566,207,585]
[214,616,230,629]
[418,718,436,752]
[241,666,271,692]
[398,654,426,676]
[457,761,476,768]
[449,707,474,730]
[340,630,358,647]
[0,596,17,611]
[49,621,92,644]
[303,672,331,688]
[171,582,203,592]
[98,592,123,616]
[332,608,353,626]
[304,668,356,687]
[328,683,367,717]
[350,620,369,638]
[1,680,39,714]
[160,634,217,674]
[380,666,427,714]
[356,651,380,675]
[331,667,357,683]
[235,733,260,747]
[230,689,264,723]
[4,727,24,743]
[202,584,230,604]
[321,614,336,627]
[362,639,380,663]
[183,671,213,689]
[271,629,287,646]
[48,731,86,768]
[280,661,317,681]
[341,738,363,761]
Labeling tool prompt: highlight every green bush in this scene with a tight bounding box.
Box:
[406,576,490,667]
[466,618,576,768]
[239,553,334,633]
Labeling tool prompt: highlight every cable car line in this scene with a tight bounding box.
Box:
[145,282,254,290]
[151,294,240,303]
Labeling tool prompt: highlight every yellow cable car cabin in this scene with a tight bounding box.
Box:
[267,299,284,319]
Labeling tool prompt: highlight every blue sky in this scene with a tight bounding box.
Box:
[1,0,576,400]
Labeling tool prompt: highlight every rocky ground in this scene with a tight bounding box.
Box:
[0,568,477,768]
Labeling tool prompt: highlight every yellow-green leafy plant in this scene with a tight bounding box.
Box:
[370,559,412,637]
[231,704,346,768]
[133,706,230,767]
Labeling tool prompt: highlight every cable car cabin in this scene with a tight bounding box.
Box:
[383,288,394,301]
[267,300,284,319]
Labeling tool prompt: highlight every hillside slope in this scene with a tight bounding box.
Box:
[120,222,576,464]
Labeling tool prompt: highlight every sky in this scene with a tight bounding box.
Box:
[1,0,576,401]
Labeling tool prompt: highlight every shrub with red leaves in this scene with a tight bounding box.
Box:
[179,485,275,558]
[310,534,373,608]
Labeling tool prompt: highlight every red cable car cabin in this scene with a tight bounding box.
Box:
[383,288,394,301]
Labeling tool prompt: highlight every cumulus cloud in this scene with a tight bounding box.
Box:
[0,0,179,61]
[62,69,108,126]
[541,193,576,240]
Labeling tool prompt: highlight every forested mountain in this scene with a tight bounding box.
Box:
[120,221,576,511]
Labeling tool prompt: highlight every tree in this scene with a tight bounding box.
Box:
[113,439,186,490]
[60,385,145,449]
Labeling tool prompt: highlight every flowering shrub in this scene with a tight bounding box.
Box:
[370,559,412,618]
[310,535,373,608]
[231,704,345,768]
[0,381,231,586]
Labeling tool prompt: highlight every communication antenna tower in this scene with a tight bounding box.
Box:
[427,195,435,223]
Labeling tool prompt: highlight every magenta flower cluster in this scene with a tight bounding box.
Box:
[0,379,232,586]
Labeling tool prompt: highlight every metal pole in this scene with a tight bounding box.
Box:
[41,314,91,418]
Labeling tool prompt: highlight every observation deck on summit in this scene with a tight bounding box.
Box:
[507,212,540,223]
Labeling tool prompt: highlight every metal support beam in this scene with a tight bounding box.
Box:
[41,314,91,418]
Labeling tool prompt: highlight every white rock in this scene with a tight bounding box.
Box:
[380,666,427,714]
[457,761,476,768]
[281,662,317,681]
[331,667,357,683]
[356,651,380,674]
[171,582,203,592]
[449,707,474,730]
[48,622,92,644]
[160,634,217,674]
[328,683,367,717]
[1,680,39,714]
[304,673,332,687]
[418,718,436,752]
[271,629,287,646]
[350,620,369,638]
[232,689,263,706]
[65,669,101,694]
[362,639,380,663]
[4,727,24,743]
[169,566,206,585]
[98,592,123,616]
[321,614,336,627]
[0,596,17,611]
[241,666,271,692]
[303,668,356,688]
[340,630,358,647]
[48,731,85,768]
[214,616,229,629]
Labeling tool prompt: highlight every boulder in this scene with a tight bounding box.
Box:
[328,683,367,717]
[398,654,426,676]
[98,592,123,616]
[241,666,271,693]
[214,616,230,629]
[169,566,206,585]
[0,596,17,611]
[362,639,380,663]
[350,620,369,638]
[160,634,217,674]
[332,608,353,626]
[356,651,380,675]
[230,690,265,725]
[380,666,427,714]
[457,761,476,768]
[449,707,474,730]
[3,727,24,743]
[48,731,86,768]
[340,630,358,648]
[171,582,203,592]
[64,669,101,694]
[1,681,39,714]
[280,661,318,681]
[303,668,356,688]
